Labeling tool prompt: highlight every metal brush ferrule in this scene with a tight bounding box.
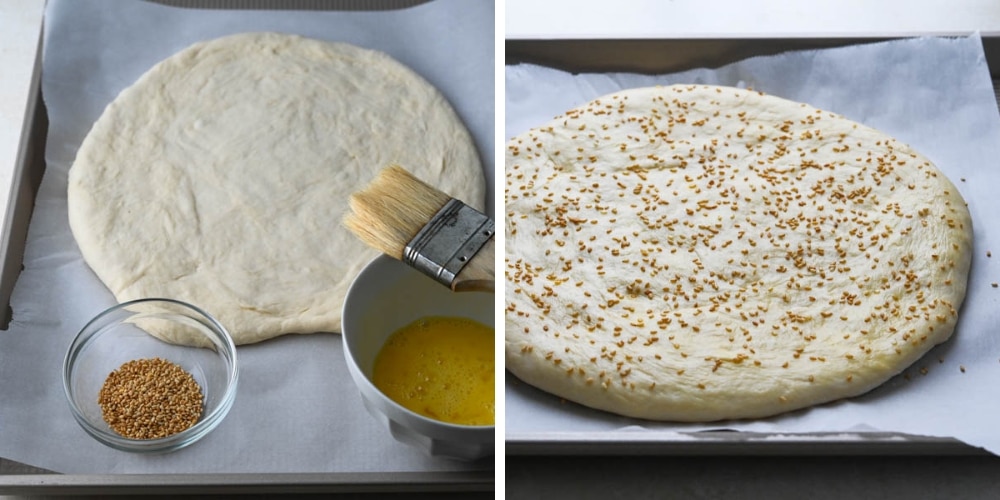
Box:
[403,199,494,288]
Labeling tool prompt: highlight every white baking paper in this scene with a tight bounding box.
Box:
[0,0,493,474]
[506,34,1000,454]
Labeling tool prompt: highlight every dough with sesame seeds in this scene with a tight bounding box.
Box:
[67,32,484,345]
[505,84,972,421]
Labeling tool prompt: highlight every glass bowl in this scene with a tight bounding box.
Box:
[63,298,238,453]
[342,255,494,461]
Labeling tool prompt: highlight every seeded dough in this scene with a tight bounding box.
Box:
[505,85,972,421]
[68,33,484,345]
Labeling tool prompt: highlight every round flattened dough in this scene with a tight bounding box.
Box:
[68,32,484,345]
[505,85,972,422]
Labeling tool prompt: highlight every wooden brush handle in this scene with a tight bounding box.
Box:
[452,237,495,293]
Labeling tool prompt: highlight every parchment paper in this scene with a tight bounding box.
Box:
[0,0,493,474]
[506,34,1000,455]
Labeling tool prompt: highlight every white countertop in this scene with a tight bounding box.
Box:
[0,0,44,218]
[506,0,1000,38]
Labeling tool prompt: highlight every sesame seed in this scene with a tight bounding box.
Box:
[98,357,203,440]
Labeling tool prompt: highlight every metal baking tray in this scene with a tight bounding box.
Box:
[0,0,494,494]
[504,34,1000,457]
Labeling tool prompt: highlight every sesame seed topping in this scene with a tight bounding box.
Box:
[505,84,972,421]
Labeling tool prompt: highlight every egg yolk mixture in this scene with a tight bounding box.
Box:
[372,316,494,426]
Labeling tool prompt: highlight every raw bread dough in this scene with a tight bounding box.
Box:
[68,32,484,345]
[505,85,972,421]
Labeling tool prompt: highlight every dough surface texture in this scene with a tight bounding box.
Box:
[69,32,484,345]
[505,85,972,421]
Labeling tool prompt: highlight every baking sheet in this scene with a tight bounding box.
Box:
[0,0,493,475]
[506,34,1000,455]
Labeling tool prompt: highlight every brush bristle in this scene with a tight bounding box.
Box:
[344,164,452,259]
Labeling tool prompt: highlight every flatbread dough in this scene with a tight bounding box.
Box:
[505,85,972,421]
[68,32,484,345]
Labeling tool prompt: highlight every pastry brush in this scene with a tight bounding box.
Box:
[344,164,494,293]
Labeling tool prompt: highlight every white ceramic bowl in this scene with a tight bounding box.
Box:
[342,255,494,461]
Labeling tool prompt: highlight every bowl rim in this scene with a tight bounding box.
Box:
[341,255,495,433]
[62,297,239,453]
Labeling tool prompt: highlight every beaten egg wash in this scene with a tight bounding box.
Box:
[372,316,494,426]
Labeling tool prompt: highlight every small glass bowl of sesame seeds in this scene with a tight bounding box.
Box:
[62,298,238,453]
